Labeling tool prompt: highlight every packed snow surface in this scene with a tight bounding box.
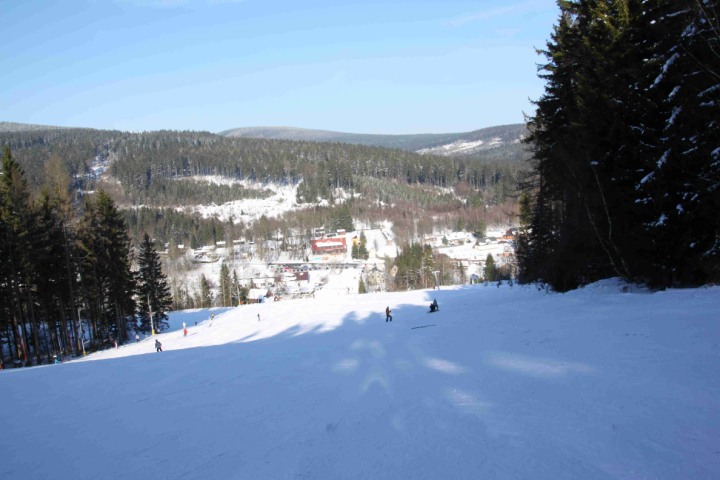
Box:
[2,279,719,480]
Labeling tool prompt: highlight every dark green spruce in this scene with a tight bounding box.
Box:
[136,233,173,333]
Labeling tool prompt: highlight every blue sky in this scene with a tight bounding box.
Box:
[2,0,559,134]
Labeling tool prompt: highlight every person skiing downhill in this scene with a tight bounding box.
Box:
[385,306,392,322]
[155,339,162,352]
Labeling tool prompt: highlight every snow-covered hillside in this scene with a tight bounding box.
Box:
[1,280,719,480]
[416,137,506,156]
[182,176,308,224]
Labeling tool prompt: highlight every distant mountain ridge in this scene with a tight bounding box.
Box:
[0,121,72,132]
[220,124,528,158]
[2,120,529,161]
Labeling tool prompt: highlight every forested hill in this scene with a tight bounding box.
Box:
[220,124,528,160]
[0,124,523,208]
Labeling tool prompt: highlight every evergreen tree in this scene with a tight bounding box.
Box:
[137,233,172,333]
[31,193,75,361]
[232,269,248,305]
[515,191,534,283]
[358,231,369,260]
[78,190,136,343]
[521,0,719,289]
[331,203,354,232]
[0,146,91,364]
[457,260,467,285]
[635,0,720,285]
[198,274,213,308]
[393,243,437,290]
[218,262,233,307]
[0,145,33,363]
[484,254,498,282]
[358,276,367,294]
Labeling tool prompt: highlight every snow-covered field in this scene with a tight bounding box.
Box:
[2,280,719,480]
[185,177,307,224]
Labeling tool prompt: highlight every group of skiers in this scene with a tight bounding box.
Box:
[152,300,442,352]
[98,300,442,354]
[49,301,443,358]
[153,316,205,352]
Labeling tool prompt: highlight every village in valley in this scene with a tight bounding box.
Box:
[165,224,518,305]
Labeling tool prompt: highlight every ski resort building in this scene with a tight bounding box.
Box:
[310,237,347,255]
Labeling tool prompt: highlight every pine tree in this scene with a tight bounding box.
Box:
[358,276,367,294]
[484,254,498,282]
[78,189,136,343]
[421,244,435,288]
[521,0,704,289]
[635,0,720,285]
[331,203,354,232]
[358,231,369,260]
[0,145,33,363]
[137,233,173,333]
[218,262,233,307]
[198,274,213,308]
[232,269,248,305]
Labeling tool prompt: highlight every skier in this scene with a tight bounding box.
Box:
[429,298,439,313]
[257,313,261,322]
[53,355,60,364]
[135,333,140,343]
[183,328,188,337]
[385,306,392,322]
[155,339,162,352]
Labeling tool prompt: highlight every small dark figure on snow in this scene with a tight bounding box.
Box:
[429,299,439,313]
[155,339,162,352]
[385,306,392,322]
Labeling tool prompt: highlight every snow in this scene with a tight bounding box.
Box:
[1,279,719,480]
[652,52,680,88]
[667,106,682,126]
[416,137,504,156]
[186,178,312,224]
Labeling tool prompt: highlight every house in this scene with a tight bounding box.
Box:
[293,271,310,282]
[311,237,347,255]
[247,288,272,303]
[365,265,386,292]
